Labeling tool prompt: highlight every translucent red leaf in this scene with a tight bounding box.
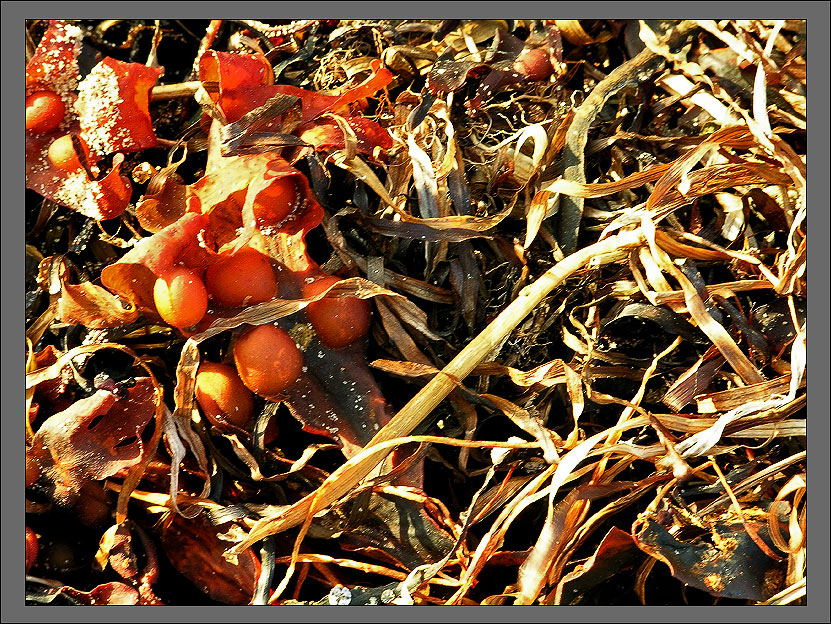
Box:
[196,189,249,249]
[274,60,394,124]
[296,116,393,155]
[201,51,393,125]
[189,149,322,268]
[198,51,277,123]
[270,83,337,123]
[26,23,160,220]
[25,20,83,97]
[191,127,275,216]
[191,120,323,242]
[75,57,163,156]
[26,140,133,220]
[29,377,158,504]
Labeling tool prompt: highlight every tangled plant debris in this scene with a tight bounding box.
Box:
[25,19,807,606]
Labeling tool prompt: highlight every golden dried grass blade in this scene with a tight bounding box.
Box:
[555,20,598,46]
[696,374,798,413]
[407,134,440,218]
[329,149,406,215]
[652,278,774,305]
[524,190,558,249]
[643,217,765,385]
[662,349,725,412]
[229,435,540,564]
[696,20,756,63]
[563,363,584,448]
[540,162,672,198]
[481,394,561,464]
[375,297,433,365]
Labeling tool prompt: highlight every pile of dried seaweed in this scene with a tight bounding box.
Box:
[25,19,806,606]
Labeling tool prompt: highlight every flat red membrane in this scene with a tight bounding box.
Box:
[75,57,163,155]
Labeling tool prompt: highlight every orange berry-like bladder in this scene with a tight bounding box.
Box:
[26,90,66,133]
[303,274,371,349]
[195,361,255,428]
[153,266,209,329]
[26,526,39,573]
[252,176,298,227]
[47,134,90,172]
[205,247,277,308]
[233,324,302,397]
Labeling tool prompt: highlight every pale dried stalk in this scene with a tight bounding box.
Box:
[226,228,647,556]
[757,578,806,606]
[149,81,201,101]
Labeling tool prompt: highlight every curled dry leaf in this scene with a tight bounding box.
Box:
[29,377,157,504]
[50,256,139,328]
